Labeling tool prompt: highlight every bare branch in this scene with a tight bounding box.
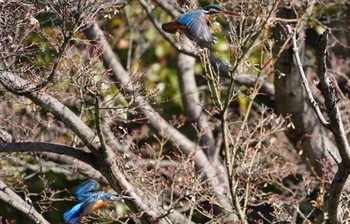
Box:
[40,153,106,181]
[0,140,105,182]
[287,24,350,223]
[4,34,72,94]
[315,29,350,224]
[0,142,96,167]
[235,73,275,97]
[94,94,107,152]
[176,38,216,160]
[0,180,49,224]
[286,25,330,128]
[0,71,102,154]
[273,6,336,179]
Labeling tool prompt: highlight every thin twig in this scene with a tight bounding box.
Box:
[286,25,330,128]
[11,33,72,94]
[94,93,107,152]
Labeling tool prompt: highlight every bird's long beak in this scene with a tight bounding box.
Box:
[222,10,240,16]
[121,195,135,200]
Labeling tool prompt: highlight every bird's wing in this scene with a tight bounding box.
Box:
[176,9,202,27]
[162,21,181,34]
[63,202,84,224]
[177,9,214,47]
[74,180,98,201]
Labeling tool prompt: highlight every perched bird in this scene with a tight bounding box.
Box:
[162,4,239,47]
[63,180,134,224]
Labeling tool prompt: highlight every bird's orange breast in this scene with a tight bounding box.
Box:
[92,198,110,212]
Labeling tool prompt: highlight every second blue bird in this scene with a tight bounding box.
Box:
[63,180,134,224]
[162,4,239,47]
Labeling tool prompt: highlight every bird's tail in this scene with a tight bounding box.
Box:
[161,21,179,34]
[63,203,84,224]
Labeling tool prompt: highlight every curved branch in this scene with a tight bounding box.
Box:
[235,73,275,97]
[0,142,96,167]
[5,35,72,94]
[40,153,106,181]
[273,7,336,178]
[286,25,330,128]
[0,180,49,224]
[286,24,350,224]
[0,71,102,154]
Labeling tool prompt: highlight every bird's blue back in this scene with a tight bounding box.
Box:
[177,9,203,27]
[176,8,214,47]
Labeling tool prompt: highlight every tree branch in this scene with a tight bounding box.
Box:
[235,73,275,97]
[0,141,105,182]
[0,180,49,224]
[176,38,216,160]
[0,142,96,167]
[315,29,350,224]
[287,25,350,224]
[273,6,336,180]
[286,25,330,128]
[4,34,72,94]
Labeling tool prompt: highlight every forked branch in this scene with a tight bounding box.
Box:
[287,25,350,224]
